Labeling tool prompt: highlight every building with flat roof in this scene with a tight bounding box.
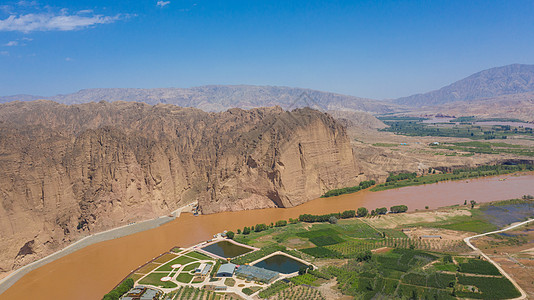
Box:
[216,263,237,277]
[235,265,279,283]
[195,263,212,277]
[121,286,162,300]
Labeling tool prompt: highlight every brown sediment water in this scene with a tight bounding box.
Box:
[1,173,533,300]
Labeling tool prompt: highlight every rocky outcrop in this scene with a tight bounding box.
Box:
[0,101,358,273]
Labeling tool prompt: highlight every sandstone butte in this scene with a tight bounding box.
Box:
[0,100,361,276]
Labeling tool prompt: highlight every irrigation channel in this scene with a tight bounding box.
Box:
[1,172,533,300]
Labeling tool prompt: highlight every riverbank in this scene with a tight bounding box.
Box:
[1,173,533,300]
[371,165,534,192]
[0,202,196,296]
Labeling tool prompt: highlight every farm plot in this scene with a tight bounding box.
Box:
[300,246,342,259]
[402,272,456,289]
[326,239,381,257]
[333,219,382,238]
[376,248,438,272]
[289,273,318,286]
[458,259,501,276]
[457,275,520,299]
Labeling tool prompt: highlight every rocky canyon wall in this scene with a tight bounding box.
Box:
[0,100,359,274]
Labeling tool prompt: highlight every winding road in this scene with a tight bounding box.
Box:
[463,218,534,300]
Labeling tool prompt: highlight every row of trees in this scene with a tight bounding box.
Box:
[231,205,408,238]
[102,278,134,300]
[321,180,376,198]
[386,172,417,182]
[235,218,298,236]
[299,205,405,223]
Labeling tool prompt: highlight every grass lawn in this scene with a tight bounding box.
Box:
[176,272,194,284]
[186,251,213,260]
[137,262,160,274]
[156,255,197,271]
[139,273,178,288]
[182,262,201,272]
[128,273,144,282]
[153,253,177,263]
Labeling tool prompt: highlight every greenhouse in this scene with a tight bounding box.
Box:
[234,265,280,283]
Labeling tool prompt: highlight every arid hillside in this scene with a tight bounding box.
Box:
[395,64,534,107]
[0,101,360,274]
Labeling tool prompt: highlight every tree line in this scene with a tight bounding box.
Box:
[321,180,376,198]
[229,205,408,239]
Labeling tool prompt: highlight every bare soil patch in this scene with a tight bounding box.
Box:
[283,238,314,249]
[364,208,471,229]
[404,227,471,241]
[317,279,349,300]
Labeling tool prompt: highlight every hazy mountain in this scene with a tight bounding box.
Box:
[0,94,44,103]
[429,92,534,122]
[395,64,534,107]
[0,85,400,114]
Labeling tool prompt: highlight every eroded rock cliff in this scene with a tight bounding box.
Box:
[0,101,358,273]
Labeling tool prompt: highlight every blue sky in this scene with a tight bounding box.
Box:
[0,0,533,99]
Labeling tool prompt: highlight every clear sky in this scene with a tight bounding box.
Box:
[0,0,533,99]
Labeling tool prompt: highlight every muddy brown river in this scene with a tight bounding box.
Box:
[1,173,533,300]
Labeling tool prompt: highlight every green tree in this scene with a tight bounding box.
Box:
[226,231,235,239]
[376,207,388,215]
[275,220,287,227]
[341,210,356,219]
[355,250,372,262]
[390,205,408,213]
[328,216,338,224]
[255,223,268,232]
[357,207,368,217]
[243,226,251,235]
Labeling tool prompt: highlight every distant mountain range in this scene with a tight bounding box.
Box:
[0,86,400,114]
[394,64,534,107]
[1,64,533,112]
